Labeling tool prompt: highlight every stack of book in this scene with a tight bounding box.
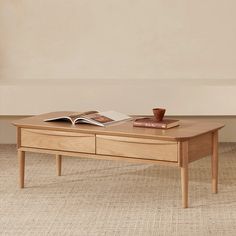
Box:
[133,117,179,129]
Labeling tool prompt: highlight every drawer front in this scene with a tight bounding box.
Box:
[96,135,178,162]
[21,129,95,153]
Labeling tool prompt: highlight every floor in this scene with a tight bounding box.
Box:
[0,143,236,236]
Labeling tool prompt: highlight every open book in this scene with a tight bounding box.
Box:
[44,111,131,127]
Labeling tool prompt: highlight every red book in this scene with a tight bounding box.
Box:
[133,117,179,129]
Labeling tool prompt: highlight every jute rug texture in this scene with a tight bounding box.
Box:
[0,144,236,236]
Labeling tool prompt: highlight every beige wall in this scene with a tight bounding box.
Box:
[1,0,236,80]
[0,117,19,144]
[0,79,236,116]
[1,1,236,141]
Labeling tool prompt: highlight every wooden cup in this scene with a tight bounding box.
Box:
[153,108,166,121]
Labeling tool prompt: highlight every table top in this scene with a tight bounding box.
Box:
[13,111,224,141]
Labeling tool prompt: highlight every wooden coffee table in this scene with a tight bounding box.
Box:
[13,112,224,208]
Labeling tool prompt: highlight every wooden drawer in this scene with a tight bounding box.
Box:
[21,129,95,153]
[96,135,178,162]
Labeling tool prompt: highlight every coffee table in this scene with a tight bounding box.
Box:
[13,112,224,208]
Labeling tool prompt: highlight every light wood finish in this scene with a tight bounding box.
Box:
[188,133,212,162]
[212,131,218,193]
[18,150,25,188]
[17,127,21,149]
[13,112,224,141]
[181,141,189,208]
[21,128,95,154]
[13,112,224,208]
[56,155,62,176]
[97,135,178,162]
[19,147,179,166]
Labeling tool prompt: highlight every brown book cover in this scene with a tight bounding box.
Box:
[133,117,179,129]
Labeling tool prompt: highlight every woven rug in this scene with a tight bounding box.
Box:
[0,143,236,236]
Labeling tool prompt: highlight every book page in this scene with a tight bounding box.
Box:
[98,111,131,122]
[69,111,98,120]
[86,114,114,124]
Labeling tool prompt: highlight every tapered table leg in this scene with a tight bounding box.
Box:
[212,131,218,193]
[56,154,62,176]
[18,150,25,188]
[181,141,189,208]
